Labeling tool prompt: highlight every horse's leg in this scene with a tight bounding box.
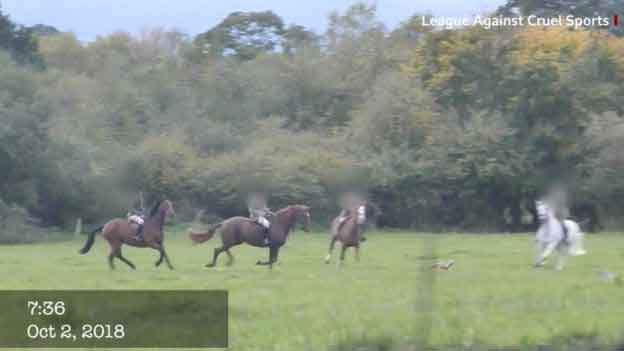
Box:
[116,249,136,270]
[155,249,164,267]
[256,246,272,265]
[339,244,347,265]
[206,247,225,268]
[325,236,337,264]
[225,250,234,266]
[117,254,135,269]
[535,242,557,267]
[161,245,174,270]
[268,246,279,269]
[256,246,279,267]
[555,252,566,271]
[154,241,165,267]
[107,241,121,270]
[147,242,173,270]
[567,224,587,256]
[355,244,360,262]
[533,242,544,267]
[108,253,116,270]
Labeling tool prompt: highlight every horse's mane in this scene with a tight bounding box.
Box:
[149,200,163,217]
[275,205,308,216]
[275,205,293,216]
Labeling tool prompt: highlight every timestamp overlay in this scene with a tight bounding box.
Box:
[0,290,228,348]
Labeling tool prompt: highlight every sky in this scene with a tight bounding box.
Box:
[2,0,507,42]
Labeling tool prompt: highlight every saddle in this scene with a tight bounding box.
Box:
[127,214,144,237]
[247,217,270,234]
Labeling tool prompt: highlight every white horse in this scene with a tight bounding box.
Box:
[534,200,586,270]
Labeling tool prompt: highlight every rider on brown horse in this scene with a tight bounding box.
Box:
[80,199,175,270]
[326,202,370,264]
[128,208,146,242]
[189,204,311,269]
[336,203,368,242]
[248,199,274,246]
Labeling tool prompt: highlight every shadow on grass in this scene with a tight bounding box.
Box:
[327,332,624,351]
[330,336,395,351]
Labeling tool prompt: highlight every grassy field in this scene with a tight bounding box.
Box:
[1,229,624,350]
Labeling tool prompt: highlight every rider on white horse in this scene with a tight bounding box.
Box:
[534,199,586,270]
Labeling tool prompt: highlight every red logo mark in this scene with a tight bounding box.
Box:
[614,15,620,26]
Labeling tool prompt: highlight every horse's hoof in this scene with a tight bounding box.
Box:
[256,261,262,265]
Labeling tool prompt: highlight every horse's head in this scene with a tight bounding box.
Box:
[535,200,550,222]
[152,199,175,219]
[164,200,176,218]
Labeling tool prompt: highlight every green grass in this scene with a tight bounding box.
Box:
[1,229,624,350]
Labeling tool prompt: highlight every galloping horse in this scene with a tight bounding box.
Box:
[534,200,586,270]
[189,205,311,269]
[79,200,176,270]
[325,202,370,264]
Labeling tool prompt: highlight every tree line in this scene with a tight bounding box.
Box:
[0,1,623,242]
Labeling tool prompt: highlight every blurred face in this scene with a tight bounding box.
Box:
[356,204,366,224]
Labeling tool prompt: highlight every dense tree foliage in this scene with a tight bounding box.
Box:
[28,24,60,37]
[0,5,42,66]
[194,11,318,61]
[1,3,623,242]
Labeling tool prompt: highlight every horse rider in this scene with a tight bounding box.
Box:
[537,199,569,244]
[554,203,570,243]
[249,203,274,246]
[336,203,367,242]
[128,207,146,242]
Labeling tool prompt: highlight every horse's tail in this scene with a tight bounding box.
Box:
[564,218,588,256]
[79,225,102,254]
[189,223,222,244]
[576,218,591,231]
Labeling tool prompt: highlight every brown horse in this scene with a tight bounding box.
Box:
[325,202,372,264]
[189,205,311,269]
[79,200,176,270]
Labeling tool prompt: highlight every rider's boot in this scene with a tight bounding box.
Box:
[134,225,144,242]
[263,227,271,246]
